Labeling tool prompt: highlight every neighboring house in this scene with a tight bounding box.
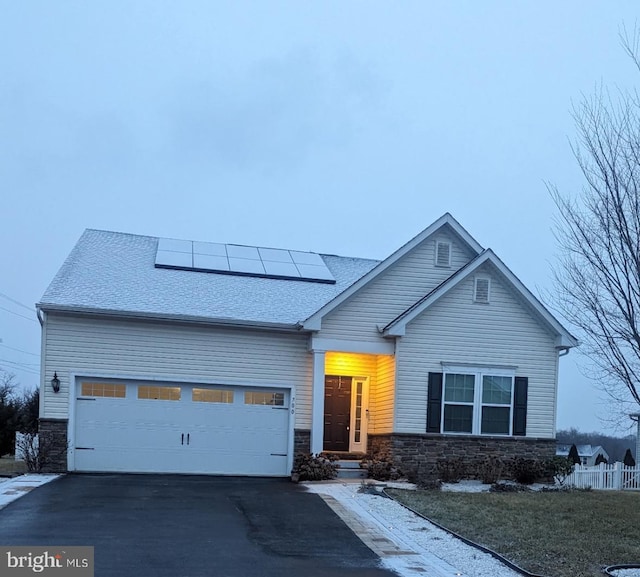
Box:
[556,444,610,466]
[37,213,578,476]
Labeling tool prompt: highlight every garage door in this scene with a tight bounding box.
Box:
[73,379,291,476]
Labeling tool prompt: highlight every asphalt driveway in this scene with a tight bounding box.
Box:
[0,474,398,577]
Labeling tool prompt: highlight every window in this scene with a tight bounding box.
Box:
[192,388,233,404]
[435,240,451,267]
[481,375,512,434]
[474,277,490,303]
[81,382,126,398]
[443,374,475,433]
[442,369,514,435]
[138,386,181,401]
[244,391,285,406]
[354,381,363,443]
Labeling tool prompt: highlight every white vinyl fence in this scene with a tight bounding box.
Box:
[566,462,640,490]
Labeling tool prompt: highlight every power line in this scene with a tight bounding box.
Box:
[0,306,38,323]
[0,359,39,375]
[0,343,40,357]
[0,291,36,313]
[0,358,39,368]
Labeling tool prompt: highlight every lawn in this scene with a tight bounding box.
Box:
[387,488,640,577]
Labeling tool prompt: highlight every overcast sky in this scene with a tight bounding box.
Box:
[2,2,639,435]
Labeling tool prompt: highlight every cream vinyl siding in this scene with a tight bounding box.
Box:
[318,231,476,342]
[41,314,312,428]
[395,264,559,438]
[374,355,396,434]
[323,352,395,435]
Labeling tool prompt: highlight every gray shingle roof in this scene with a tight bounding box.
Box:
[39,229,379,326]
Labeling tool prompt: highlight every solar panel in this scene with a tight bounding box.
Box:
[154,238,336,284]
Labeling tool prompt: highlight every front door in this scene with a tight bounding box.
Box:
[323,376,352,452]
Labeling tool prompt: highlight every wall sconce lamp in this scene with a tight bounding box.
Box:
[51,372,61,393]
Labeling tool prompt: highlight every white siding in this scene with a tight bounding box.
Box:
[318,230,476,342]
[395,264,559,438]
[42,314,313,428]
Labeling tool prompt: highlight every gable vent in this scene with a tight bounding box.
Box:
[474,277,490,303]
[435,241,451,267]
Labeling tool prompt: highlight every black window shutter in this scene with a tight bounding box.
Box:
[513,376,528,436]
[427,372,443,433]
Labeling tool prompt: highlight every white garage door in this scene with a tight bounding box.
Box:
[73,379,291,476]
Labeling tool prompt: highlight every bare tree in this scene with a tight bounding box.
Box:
[550,27,640,425]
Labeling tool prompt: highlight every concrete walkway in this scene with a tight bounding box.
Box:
[304,480,520,577]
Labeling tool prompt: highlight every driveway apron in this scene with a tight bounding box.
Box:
[0,475,398,577]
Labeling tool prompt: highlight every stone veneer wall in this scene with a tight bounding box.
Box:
[294,429,311,454]
[368,433,556,480]
[38,419,69,473]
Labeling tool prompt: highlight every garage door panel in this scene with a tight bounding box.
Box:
[74,380,291,476]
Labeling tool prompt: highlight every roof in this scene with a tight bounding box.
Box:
[38,229,379,328]
[556,445,609,458]
[382,249,579,348]
[38,216,578,347]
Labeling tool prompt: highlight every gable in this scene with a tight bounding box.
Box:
[393,264,561,437]
[406,262,559,347]
[315,226,478,342]
[383,250,578,348]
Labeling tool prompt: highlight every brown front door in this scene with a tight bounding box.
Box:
[323,376,352,452]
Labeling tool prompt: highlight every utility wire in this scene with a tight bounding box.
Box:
[0,291,36,312]
[0,359,39,375]
[0,358,39,368]
[0,306,38,323]
[0,343,40,357]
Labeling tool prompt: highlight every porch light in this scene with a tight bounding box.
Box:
[51,372,60,393]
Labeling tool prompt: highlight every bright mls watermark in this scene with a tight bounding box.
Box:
[0,547,93,576]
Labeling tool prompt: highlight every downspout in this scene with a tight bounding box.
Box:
[37,308,46,420]
[630,413,640,464]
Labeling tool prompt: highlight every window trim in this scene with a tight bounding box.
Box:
[441,366,515,436]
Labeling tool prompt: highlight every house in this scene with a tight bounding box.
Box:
[37,213,578,477]
[556,444,610,466]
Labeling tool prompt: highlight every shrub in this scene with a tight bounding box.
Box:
[291,453,338,482]
[568,444,581,465]
[511,457,543,485]
[545,456,574,486]
[476,456,504,484]
[14,432,59,473]
[361,457,403,481]
[623,448,636,467]
[594,453,608,465]
[435,457,466,483]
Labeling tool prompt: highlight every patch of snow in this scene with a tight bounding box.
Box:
[0,474,60,509]
[304,481,522,577]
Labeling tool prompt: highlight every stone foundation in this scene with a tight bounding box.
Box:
[294,429,311,454]
[38,419,68,473]
[368,433,556,481]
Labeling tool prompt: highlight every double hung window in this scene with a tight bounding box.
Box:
[442,367,514,435]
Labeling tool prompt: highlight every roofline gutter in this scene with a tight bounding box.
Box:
[36,303,304,333]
